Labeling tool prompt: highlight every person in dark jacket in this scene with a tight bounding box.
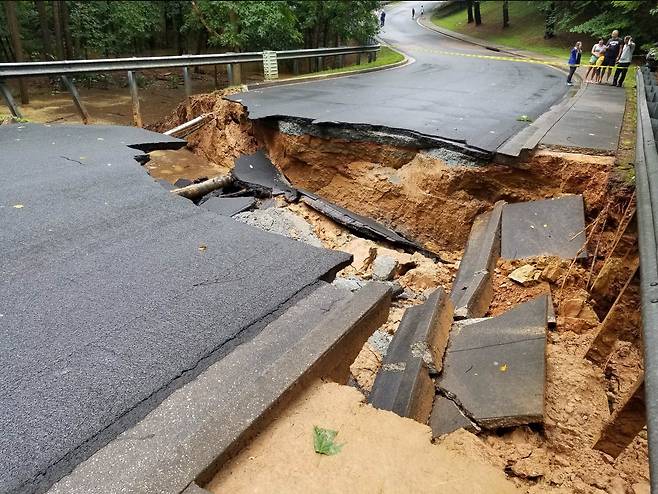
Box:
[567,41,582,86]
[380,10,386,27]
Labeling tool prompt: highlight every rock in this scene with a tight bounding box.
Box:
[508,264,540,286]
[373,256,399,281]
[350,342,382,392]
[386,281,404,297]
[332,276,366,292]
[560,298,584,318]
[509,449,549,479]
[541,260,567,283]
[631,481,650,494]
[607,477,629,494]
[340,238,378,274]
[368,329,392,356]
[233,208,322,247]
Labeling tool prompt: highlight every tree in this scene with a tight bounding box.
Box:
[473,0,482,25]
[52,0,63,58]
[4,0,29,103]
[502,0,509,28]
[466,0,474,23]
[35,1,52,60]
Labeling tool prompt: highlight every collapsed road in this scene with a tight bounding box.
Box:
[0,123,353,494]
[227,1,568,155]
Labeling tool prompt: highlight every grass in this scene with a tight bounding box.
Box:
[294,46,404,79]
[432,1,596,60]
[616,65,638,184]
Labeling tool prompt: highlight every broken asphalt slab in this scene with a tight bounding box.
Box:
[436,295,548,432]
[0,123,351,494]
[231,150,298,200]
[501,195,587,260]
[450,201,504,319]
[198,196,256,216]
[48,282,391,494]
[369,288,453,423]
[299,189,425,253]
[430,395,479,438]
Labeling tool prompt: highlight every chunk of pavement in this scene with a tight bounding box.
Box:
[501,195,587,260]
[450,201,505,319]
[508,264,540,286]
[173,178,193,188]
[234,208,323,247]
[232,150,298,201]
[369,288,454,423]
[332,276,366,292]
[437,295,548,429]
[373,255,399,281]
[430,395,480,438]
[48,282,391,494]
[299,188,425,253]
[199,196,256,217]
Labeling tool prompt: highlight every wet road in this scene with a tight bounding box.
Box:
[229,1,568,153]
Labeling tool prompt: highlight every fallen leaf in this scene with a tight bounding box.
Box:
[313,426,343,456]
[499,363,508,372]
[13,204,24,209]
[198,244,207,252]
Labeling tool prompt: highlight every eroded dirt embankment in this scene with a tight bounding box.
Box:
[152,92,647,494]
[152,91,612,254]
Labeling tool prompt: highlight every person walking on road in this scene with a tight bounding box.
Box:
[585,39,606,83]
[380,10,386,27]
[412,7,415,19]
[612,35,635,87]
[566,41,582,86]
[603,30,623,84]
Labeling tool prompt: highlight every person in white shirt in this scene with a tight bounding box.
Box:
[612,35,635,87]
[585,39,606,83]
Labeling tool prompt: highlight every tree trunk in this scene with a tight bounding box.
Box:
[35,1,52,60]
[466,0,474,23]
[474,1,482,25]
[60,0,73,58]
[4,1,29,104]
[502,0,509,28]
[52,0,64,59]
[544,2,556,39]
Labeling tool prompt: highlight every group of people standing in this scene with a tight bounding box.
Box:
[567,30,635,87]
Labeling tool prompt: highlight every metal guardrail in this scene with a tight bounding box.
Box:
[0,44,380,123]
[635,66,658,492]
[0,45,380,78]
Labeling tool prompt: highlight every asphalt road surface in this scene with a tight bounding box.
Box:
[228,1,568,153]
[0,124,350,494]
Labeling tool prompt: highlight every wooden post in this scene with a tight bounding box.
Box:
[293,59,299,75]
[586,263,640,365]
[182,66,192,98]
[337,55,344,68]
[60,75,90,124]
[213,65,218,89]
[357,53,362,65]
[0,80,22,119]
[317,56,323,71]
[4,1,29,104]
[127,71,142,128]
[594,374,646,457]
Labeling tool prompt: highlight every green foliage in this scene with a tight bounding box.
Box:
[313,426,343,455]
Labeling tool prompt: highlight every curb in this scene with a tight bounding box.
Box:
[245,45,411,91]
[48,282,392,494]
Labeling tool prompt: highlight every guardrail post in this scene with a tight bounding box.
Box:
[127,71,143,128]
[227,63,241,86]
[60,75,90,125]
[357,53,362,65]
[0,80,23,119]
[317,56,323,71]
[373,50,378,62]
[293,59,299,75]
[182,66,192,98]
[337,55,344,69]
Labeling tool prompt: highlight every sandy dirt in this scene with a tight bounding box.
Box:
[207,381,520,494]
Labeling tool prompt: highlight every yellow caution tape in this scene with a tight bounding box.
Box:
[410,46,625,70]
